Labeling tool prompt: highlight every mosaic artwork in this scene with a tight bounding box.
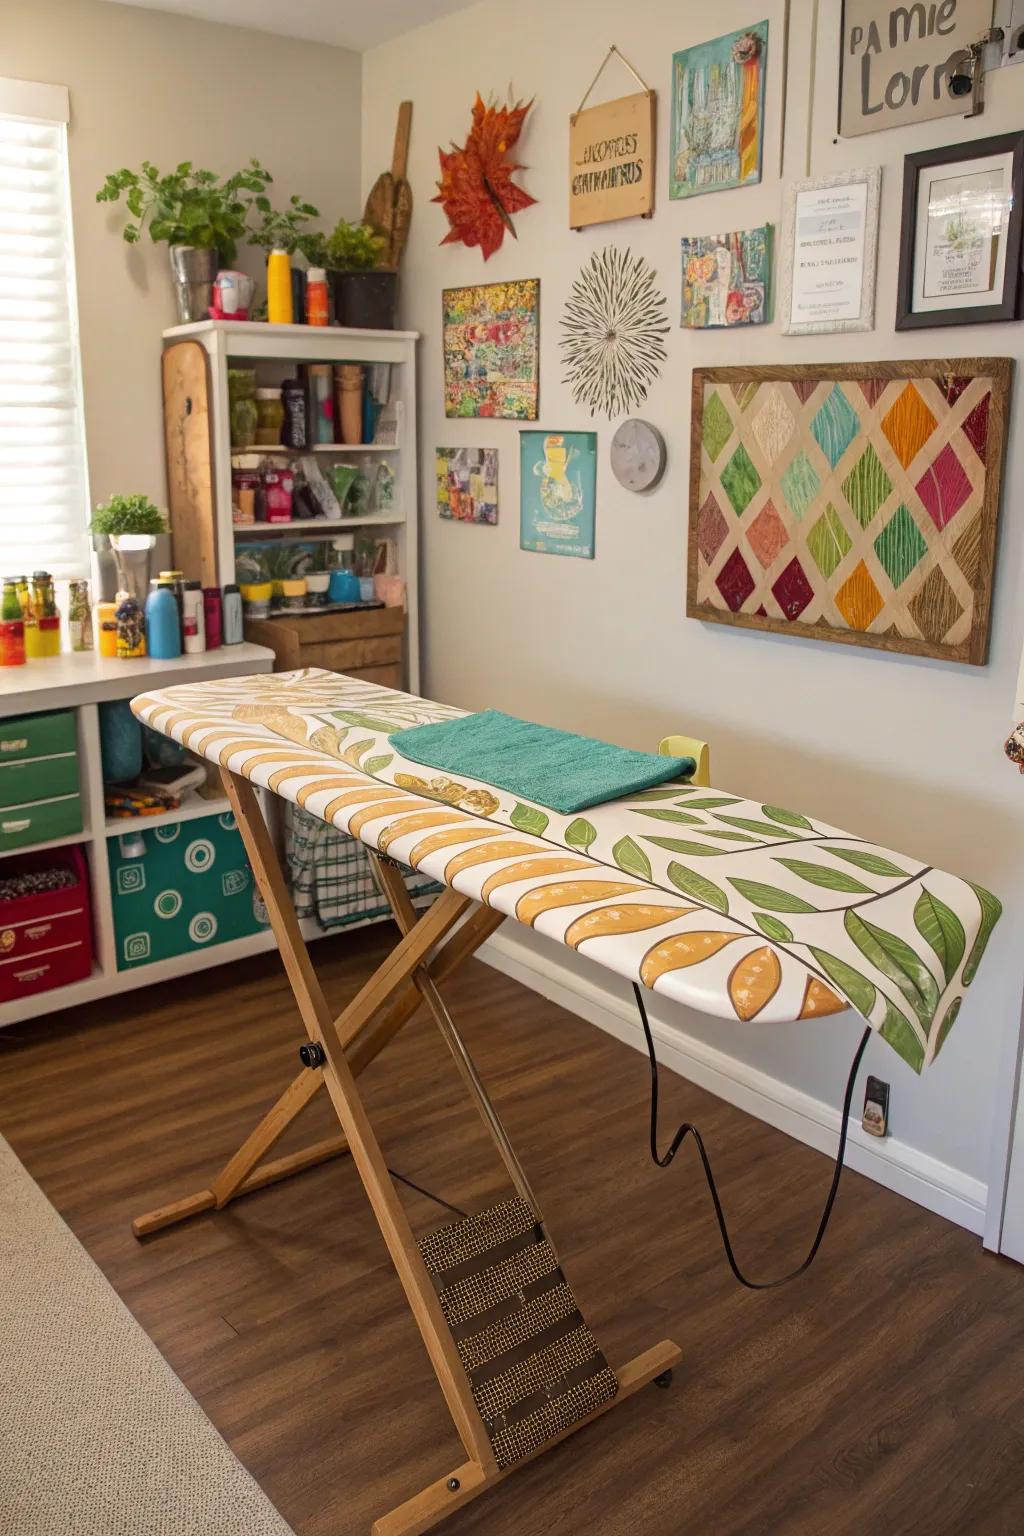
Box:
[436,447,499,525]
[681,225,772,328]
[442,279,539,420]
[560,247,669,417]
[670,22,768,200]
[688,361,1011,664]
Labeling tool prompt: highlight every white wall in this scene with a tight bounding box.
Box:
[363,0,1024,1222]
[5,0,363,508]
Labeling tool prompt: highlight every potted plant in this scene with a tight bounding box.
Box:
[249,193,321,256]
[91,494,167,601]
[96,160,273,322]
[311,219,396,330]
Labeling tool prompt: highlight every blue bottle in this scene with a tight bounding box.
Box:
[145,580,181,659]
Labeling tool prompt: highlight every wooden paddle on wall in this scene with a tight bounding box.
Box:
[363,101,413,270]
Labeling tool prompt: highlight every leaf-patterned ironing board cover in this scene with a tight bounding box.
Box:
[131,669,1000,1074]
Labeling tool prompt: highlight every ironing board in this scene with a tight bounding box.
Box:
[129,668,1000,1536]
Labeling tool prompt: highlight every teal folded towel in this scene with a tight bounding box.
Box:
[388,711,694,815]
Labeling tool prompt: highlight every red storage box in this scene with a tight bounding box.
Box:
[0,845,93,1003]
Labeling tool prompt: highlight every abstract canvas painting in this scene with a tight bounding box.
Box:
[560,247,669,417]
[436,447,498,525]
[670,22,768,200]
[520,431,596,559]
[688,360,1011,664]
[442,279,540,419]
[681,225,772,327]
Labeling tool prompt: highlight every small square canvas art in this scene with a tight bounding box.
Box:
[442,279,540,419]
[436,447,499,525]
[519,431,596,559]
[681,225,772,328]
[670,22,768,201]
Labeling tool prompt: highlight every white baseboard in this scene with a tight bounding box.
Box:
[479,929,987,1237]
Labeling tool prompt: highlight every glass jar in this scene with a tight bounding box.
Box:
[228,368,258,449]
[68,579,93,652]
[255,387,285,446]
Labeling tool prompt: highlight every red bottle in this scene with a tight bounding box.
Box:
[202,587,222,649]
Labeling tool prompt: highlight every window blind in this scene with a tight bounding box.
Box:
[0,82,90,580]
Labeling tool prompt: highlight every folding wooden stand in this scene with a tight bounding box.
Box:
[133,768,682,1536]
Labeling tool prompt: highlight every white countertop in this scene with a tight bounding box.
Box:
[0,643,274,716]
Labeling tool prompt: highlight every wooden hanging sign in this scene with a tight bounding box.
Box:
[569,48,655,229]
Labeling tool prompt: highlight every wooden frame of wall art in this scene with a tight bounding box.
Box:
[778,168,880,335]
[688,358,1012,665]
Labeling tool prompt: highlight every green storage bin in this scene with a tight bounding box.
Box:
[0,710,76,764]
[107,810,268,971]
[0,752,79,808]
[0,793,83,853]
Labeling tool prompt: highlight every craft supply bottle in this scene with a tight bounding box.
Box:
[67,579,93,652]
[305,267,328,326]
[182,580,206,653]
[202,586,222,649]
[25,572,60,659]
[222,584,243,644]
[158,569,186,632]
[145,580,181,659]
[281,378,307,448]
[115,591,146,659]
[0,578,25,666]
[290,265,306,327]
[96,599,119,657]
[266,249,293,324]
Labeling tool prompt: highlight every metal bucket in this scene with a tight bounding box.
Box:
[169,245,218,324]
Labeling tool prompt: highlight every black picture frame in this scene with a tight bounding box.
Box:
[896,132,1024,331]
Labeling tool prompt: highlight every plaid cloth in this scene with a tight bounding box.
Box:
[285,803,441,928]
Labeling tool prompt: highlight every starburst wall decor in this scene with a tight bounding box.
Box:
[433,93,536,260]
[559,247,669,418]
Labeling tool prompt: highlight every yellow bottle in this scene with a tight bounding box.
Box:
[267,249,293,324]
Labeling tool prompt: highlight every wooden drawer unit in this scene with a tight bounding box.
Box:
[244,607,406,687]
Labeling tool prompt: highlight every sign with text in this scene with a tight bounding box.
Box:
[569,90,655,228]
[840,0,993,136]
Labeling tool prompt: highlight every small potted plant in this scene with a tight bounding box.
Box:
[91,494,167,600]
[249,193,321,256]
[96,160,273,321]
[309,219,395,329]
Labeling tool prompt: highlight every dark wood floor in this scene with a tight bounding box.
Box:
[1,926,1023,1536]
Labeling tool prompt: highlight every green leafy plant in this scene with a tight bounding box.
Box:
[91,494,166,538]
[317,218,387,272]
[249,193,321,254]
[96,159,273,262]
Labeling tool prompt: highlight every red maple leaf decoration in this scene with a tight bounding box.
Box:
[433,93,536,260]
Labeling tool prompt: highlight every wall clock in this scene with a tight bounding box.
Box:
[610,419,666,492]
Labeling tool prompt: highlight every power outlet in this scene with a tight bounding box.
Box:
[862,1075,890,1138]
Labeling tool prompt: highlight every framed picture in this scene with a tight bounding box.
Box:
[520,432,596,559]
[779,168,880,335]
[688,359,1012,665]
[896,133,1024,330]
[436,447,498,525]
[681,226,772,328]
[442,279,540,419]
[669,22,768,200]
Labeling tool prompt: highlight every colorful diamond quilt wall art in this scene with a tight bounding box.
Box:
[688,361,1012,664]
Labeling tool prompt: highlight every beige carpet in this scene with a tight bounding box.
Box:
[0,1134,295,1536]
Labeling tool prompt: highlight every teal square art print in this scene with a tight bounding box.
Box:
[519,431,596,559]
[670,22,768,200]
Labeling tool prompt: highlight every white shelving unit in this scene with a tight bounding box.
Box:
[163,319,421,691]
[0,644,348,1028]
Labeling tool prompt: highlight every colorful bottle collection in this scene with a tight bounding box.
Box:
[0,570,244,667]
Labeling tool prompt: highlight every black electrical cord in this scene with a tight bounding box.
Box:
[632,982,871,1290]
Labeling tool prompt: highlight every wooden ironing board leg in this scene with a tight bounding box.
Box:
[132,779,505,1240]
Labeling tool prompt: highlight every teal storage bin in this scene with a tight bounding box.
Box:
[107,810,268,971]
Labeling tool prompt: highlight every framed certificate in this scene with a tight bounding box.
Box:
[779,169,880,335]
[896,133,1024,330]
